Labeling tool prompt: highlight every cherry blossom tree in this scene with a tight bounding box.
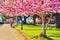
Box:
[39,0,60,37]
[0,0,60,37]
[0,0,50,37]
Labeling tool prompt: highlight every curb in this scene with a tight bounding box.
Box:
[13,28,31,40]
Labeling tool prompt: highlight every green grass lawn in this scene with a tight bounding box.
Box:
[15,24,60,40]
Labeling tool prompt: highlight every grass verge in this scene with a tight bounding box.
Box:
[15,24,60,40]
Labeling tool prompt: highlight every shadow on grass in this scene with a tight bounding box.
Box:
[45,36,53,40]
[32,36,53,40]
[49,33,60,38]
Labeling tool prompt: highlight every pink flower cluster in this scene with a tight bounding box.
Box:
[0,0,60,17]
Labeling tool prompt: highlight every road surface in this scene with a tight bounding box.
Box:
[0,24,30,40]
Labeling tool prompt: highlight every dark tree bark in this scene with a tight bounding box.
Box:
[21,22,23,30]
[10,17,14,28]
[55,13,60,28]
[16,16,18,24]
[33,17,36,25]
[24,16,27,24]
[33,14,38,25]
[20,16,27,24]
[20,16,24,30]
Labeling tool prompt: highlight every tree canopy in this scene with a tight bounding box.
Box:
[0,0,60,17]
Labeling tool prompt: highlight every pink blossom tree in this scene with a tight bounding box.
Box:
[0,0,51,37]
[39,0,60,37]
[0,0,60,38]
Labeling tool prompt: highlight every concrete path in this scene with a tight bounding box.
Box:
[0,24,29,40]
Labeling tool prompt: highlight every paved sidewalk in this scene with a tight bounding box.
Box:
[0,24,29,40]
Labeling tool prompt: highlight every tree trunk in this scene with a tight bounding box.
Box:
[21,23,23,30]
[40,15,46,37]
[33,15,37,25]
[55,13,60,28]
[16,16,18,24]
[2,16,3,22]
[24,16,27,24]
[21,16,23,30]
[33,16,36,25]
[45,14,52,29]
